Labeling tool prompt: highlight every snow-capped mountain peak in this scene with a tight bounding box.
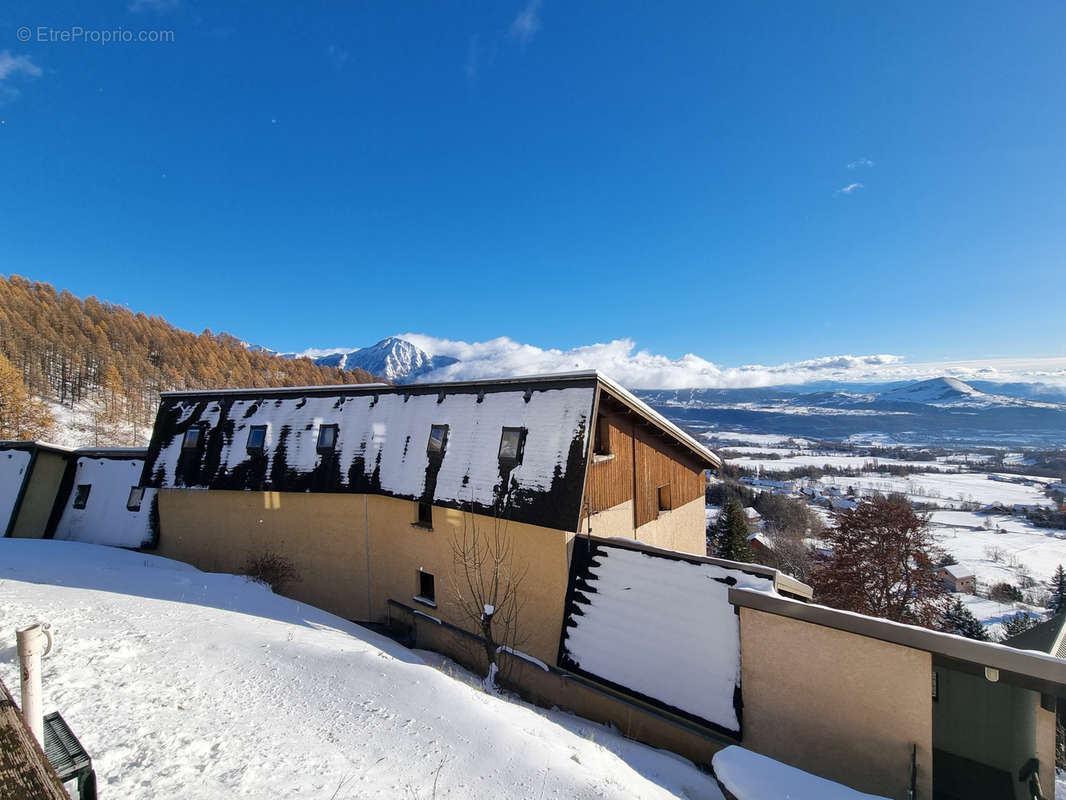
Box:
[313,337,458,383]
[881,376,984,405]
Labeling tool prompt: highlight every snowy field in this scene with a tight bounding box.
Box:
[728,453,959,474]
[928,511,1066,588]
[0,539,723,800]
[814,472,1054,509]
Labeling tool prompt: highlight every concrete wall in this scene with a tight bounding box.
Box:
[154,489,573,664]
[586,496,706,555]
[394,604,732,770]
[933,667,1053,800]
[738,607,933,799]
[10,451,68,539]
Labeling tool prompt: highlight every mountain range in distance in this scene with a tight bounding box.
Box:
[247,337,1066,448]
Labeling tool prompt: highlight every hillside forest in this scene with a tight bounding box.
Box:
[0,275,377,446]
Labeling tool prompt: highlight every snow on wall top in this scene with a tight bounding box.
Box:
[143,381,596,531]
[0,446,33,534]
[53,454,156,548]
[558,538,776,736]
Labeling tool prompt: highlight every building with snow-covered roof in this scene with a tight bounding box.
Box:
[937,563,976,594]
[139,371,720,664]
[48,448,156,548]
[0,441,72,539]
[2,442,156,548]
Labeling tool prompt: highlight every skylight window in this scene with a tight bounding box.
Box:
[427,424,449,456]
[182,427,202,450]
[246,425,267,454]
[73,484,91,509]
[127,486,144,511]
[498,427,526,464]
[317,424,339,454]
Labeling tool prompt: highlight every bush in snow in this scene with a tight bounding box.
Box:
[243,551,301,593]
[988,582,1023,603]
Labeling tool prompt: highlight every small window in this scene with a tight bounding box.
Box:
[594,416,610,455]
[182,427,202,450]
[416,570,436,605]
[316,424,338,454]
[427,424,449,456]
[73,484,92,510]
[658,484,672,513]
[416,501,432,528]
[246,425,267,454]
[498,427,526,464]
[126,486,144,511]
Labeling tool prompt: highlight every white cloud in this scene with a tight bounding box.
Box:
[847,158,874,169]
[837,182,863,194]
[390,335,1066,390]
[510,0,542,43]
[0,51,41,103]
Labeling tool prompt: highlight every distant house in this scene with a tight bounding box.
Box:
[937,563,976,594]
[742,506,763,527]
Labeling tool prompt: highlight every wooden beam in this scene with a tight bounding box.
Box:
[0,678,69,800]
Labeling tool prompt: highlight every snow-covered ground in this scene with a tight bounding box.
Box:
[0,539,723,800]
[930,511,1066,579]
[814,471,1054,509]
[729,453,959,474]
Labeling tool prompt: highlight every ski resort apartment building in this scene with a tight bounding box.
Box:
[136,371,726,665]
[9,372,1062,799]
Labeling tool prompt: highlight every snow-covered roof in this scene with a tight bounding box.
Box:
[52,452,156,548]
[144,375,598,530]
[143,373,719,531]
[940,563,974,580]
[557,536,803,736]
[158,371,721,469]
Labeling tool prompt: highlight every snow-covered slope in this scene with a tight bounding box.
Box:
[313,337,458,382]
[880,377,984,405]
[0,539,723,800]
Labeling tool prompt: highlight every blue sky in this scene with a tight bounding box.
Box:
[1,1,1064,368]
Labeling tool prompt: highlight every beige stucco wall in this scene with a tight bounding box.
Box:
[739,607,933,799]
[586,496,706,555]
[154,489,573,664]
[11,450,68,539]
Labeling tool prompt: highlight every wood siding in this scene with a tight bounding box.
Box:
[583,399,705,530]
[584,411,635,515]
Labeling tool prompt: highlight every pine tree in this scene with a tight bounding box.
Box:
[1001,612,1039,639]
[0,351,54,440]
[711,500,752,562]
[1048,564,1066,615]
[941,598,990,641]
